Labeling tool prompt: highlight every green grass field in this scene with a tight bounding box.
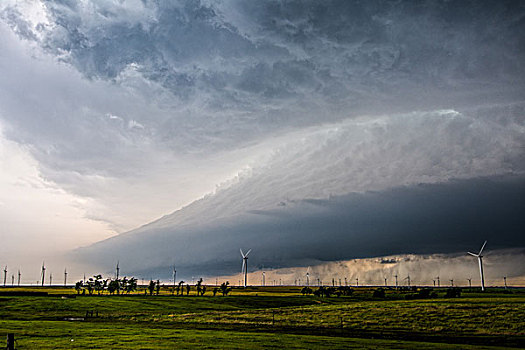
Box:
[0,286,523,349]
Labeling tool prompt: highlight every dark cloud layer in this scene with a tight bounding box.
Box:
[75,176,525,279]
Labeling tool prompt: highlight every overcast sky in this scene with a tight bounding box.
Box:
[0,0,524,281]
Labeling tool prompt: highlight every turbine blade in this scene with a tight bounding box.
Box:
[245,249,252,257]
[467,252,478,257]
[241,260,246,274]
[479,240,487,255]
[240,249,244,258]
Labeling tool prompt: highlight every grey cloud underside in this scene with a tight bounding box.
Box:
[74,176,525,279]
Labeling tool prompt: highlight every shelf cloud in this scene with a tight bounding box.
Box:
[0,0,523,280]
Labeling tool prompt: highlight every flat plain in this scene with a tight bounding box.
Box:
[0,286,523,349]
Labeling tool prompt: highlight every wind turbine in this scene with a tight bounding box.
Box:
[64,268,68,286]
[3,266,7,286]
[172,266,177,288]
[394,274,398,289]
[116,261,120,280]
[41,262,46,287]
[468,240,487,291]
[49,273,53,286]
[504,276,507,290]
[306,267,310,286]
[404,275,411,287]
[17,270,21,286]
[436,276,440,287]
[262,271,265,286]
[467,278,472,288]
[240,248,251,288]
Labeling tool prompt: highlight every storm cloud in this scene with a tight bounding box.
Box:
[75,176,525,278]
[0,1,524,280]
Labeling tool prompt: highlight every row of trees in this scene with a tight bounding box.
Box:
[75,275,137,295]
[169,279,233,296]
[301,286,354,297]
[75,275,236,297]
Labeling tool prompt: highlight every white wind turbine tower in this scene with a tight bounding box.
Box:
[468,240,487,291]
[306,267,310,286]
[240,249,251,288]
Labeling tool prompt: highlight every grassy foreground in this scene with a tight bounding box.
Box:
[0,286,523,349]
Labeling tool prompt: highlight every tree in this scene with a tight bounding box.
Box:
[85,278,94,295]
[148,280,155,295]
[220,281,231,296]
[156,280,161,295]
[177,281,184,296]
[107,280,119,295]
[196,278,203,296]
[125,277,138,294]
[75,281,83,294]
[93,275,104,295]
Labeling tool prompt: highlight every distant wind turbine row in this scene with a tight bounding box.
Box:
[0,241,499,289]
[233,241,491,290]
